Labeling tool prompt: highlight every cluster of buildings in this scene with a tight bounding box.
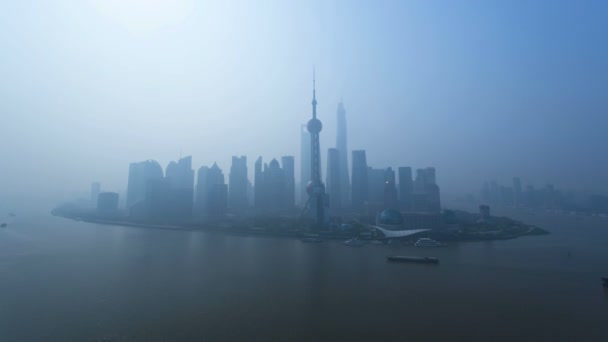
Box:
[91,75,443,228]
[480,178,563,209]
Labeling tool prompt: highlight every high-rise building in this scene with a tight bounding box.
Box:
[398,167,413,210]
[126,160,164,209]
[195,163,226,218]
[412,167,441,213]
[281,156,295,209]
[300,124,311,207]
[264,159,286,212]
[351,150,368,210]
[165,156,194,222]
[254,156,294,213]
[368,167,386,203]
[305,70,328,226]
[207,163,227,217]
[254,157,263,210]
[91,182,100,207]
[336,101,350,208]
[229,156,248,212]
[196,166,209,216]
[326,148,341,211]
[384,167,399,209]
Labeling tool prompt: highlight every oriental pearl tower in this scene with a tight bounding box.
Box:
[305,68,328,226]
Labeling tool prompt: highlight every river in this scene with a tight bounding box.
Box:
[0,210,607,341]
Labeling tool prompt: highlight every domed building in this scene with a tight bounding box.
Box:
[378,208,404,226]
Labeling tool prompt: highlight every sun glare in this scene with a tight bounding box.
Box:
[89,0,194,32]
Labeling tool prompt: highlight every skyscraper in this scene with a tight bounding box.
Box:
[398,167,413,210]
[305,70,328,226]
[412,167,441,213]
[384,167,399,209]
[196,166,209,216]
[195,163,226,218]
[281,156,295,209]
[254,156,263,210]
[300,124,311,207]
[351,150,368,210]
[254,156,293,212]
[229,156,248,212]
[336,101,350,208]
[326,148,341,211]
[207,163,227,217]
[126,160,164,209]
[165,156,194,222]
[368,167,386,203]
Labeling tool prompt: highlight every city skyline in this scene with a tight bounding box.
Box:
[2,0,607,211]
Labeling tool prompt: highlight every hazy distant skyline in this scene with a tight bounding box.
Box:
[1,0,607,209]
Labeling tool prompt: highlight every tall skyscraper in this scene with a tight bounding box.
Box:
[351,150,368,210]
[326,148,341,211]
[207,163,227,217]
[254,156,293,212]
[254,156,263,210]
[412,167,441,213]
[336,101,350,208]
[91,182,100,207]
[229,156,248,212]
[126,160,164,209]
[165,156,194,221]
[300,124,311,206]
[368,167,386,203]
[195,163,226,217]
[281,156,295,209]
[384,167,399,209]
[398,167,413,210]
[196,166,210,216]
[305,70,328,226]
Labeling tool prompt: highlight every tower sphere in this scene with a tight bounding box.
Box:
[306,180,325,195]
[307,118,322,133]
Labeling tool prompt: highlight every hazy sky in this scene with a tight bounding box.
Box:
[1,0,607,209]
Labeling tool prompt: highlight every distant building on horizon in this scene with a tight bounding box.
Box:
[126,160,164,209]
[368,167,386,204]
[335,101,351,209]
[196,163,227,218]
[281,156,295,210]
[412,167,441,213]
[254,156,294,213]
[351,150,368,210]
[384,167,399,210]
[326,148,341,211]
[398,167,413,210]
[165,156,194,222]
[229,156,248,212]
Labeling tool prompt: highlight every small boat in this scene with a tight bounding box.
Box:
[301,237,323,243]
[343,238,366,246]
[387,255,439,264]
[414,238,446,247]
[0,223,6,228]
